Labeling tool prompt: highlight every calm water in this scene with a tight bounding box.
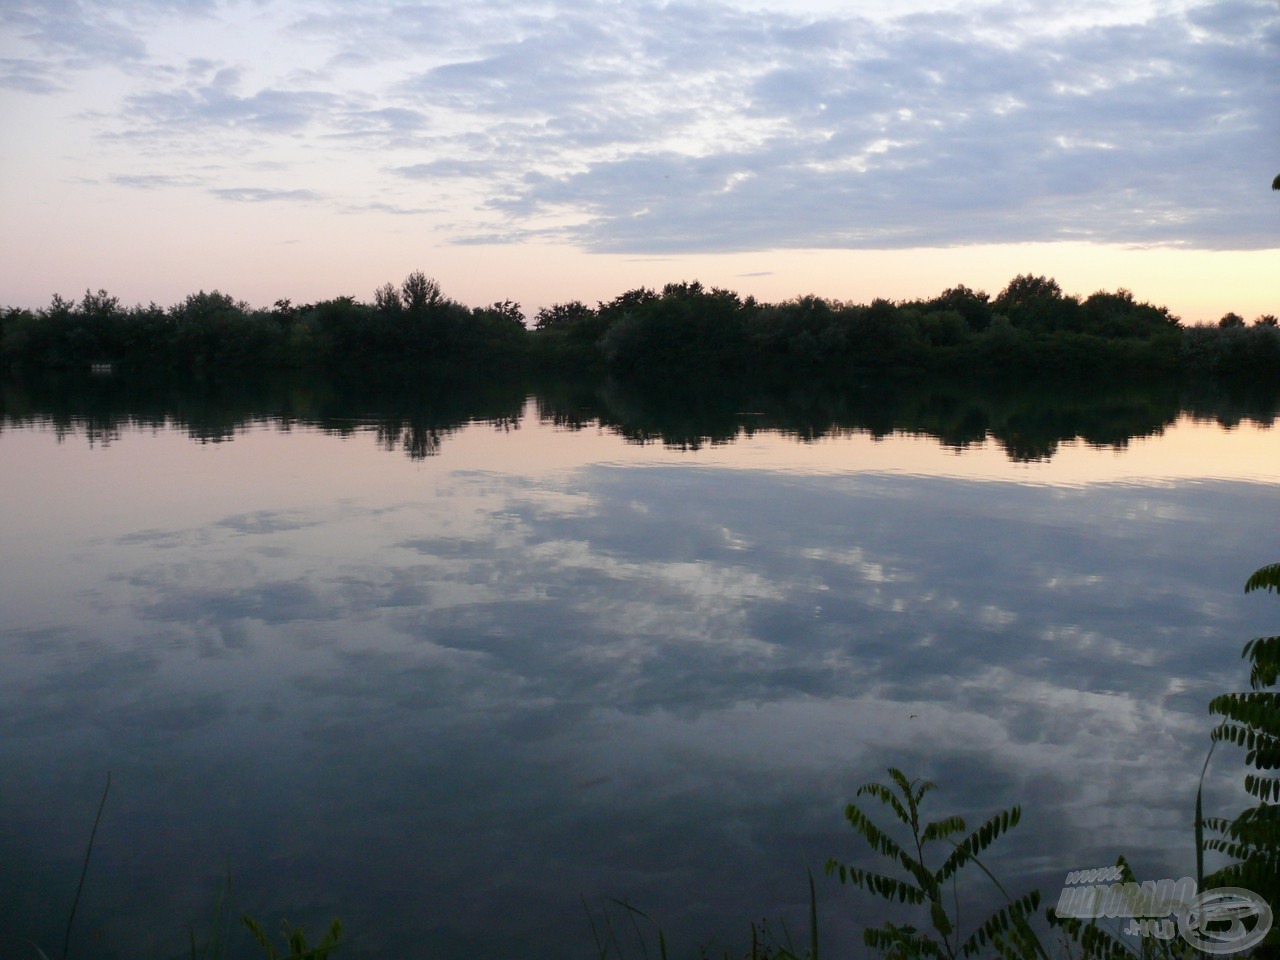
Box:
[2,382,1279,959]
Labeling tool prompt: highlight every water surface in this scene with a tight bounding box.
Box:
[2,383,1278,959]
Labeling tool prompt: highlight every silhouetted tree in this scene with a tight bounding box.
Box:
[373,283,402,315]
[926,284,993,332]
[746,295,839,367]
[599,282,750,376]
[530,300,608,369]
[473,300,525,328]
[400,271,442,314]
[534,301,593,331]
[917,309,968,348]
[992,275,1084,336]
[2,275,1274,383]
[1079,288,1180,339]
[995,274,1062,308]
[597,287,659,325]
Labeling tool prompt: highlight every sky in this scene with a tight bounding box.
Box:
[0,0,1276,322]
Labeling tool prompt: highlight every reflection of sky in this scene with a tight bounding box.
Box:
[1,415,1279,958]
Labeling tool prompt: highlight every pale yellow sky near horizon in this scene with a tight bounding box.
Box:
[3,212,1276,325]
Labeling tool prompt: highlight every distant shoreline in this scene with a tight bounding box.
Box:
[2,273,1276,382]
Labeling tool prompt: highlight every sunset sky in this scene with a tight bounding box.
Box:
[1,0,1275,322]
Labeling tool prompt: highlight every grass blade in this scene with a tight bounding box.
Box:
[62,772,111,960]
[808,869,819,960]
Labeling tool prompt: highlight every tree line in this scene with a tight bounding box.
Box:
[2,271,1276,381]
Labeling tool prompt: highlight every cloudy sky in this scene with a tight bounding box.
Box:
[1,0,1276,320]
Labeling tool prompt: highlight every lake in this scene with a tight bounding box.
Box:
[1,374,1278,959]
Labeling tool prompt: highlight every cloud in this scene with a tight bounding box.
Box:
[0,0,220,89]
[6,450,1275,955]
[8,0,1275,253]
[294,0,1269,252]
[209,186,322,203]
[328,105,427,141]
[344,200,437,216]
[393,159,504,180]
[459,2,1277,252]
[0,57,63,94]
[1,2,149,64]
[215,509,323,535]
[122,82,340,137]
[111,173,206,189]
[115,527,207,548]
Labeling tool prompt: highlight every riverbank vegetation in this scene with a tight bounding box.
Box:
[2,273,1276,383]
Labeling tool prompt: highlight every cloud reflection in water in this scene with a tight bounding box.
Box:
[0,443,1275,958]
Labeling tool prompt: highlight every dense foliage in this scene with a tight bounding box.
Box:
[2,273,1277,382]
[0,272,527,375]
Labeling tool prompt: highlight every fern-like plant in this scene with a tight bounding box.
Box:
[825,768,1045,959]
[1047,855,1198,960]
[1198,561,1280,955]
[241,916,343,960]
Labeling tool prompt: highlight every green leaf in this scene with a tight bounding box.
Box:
[921,815,966,842]
[928,898,953,939]
[855,783,912,827]
[937,807,1021,882]
[1245,563,1280,593]
[241,917,278,960]
[826,861,926,904]
[864,923,946,960]
[1046,914,1136,960]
